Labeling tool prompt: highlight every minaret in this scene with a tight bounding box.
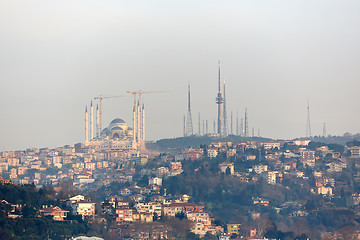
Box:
[90,101,94,140]
[223,79,228,137]
[137,100,141,146]
[85,106,88,143]
[96,104,100,137]
[133,105,137,144]
[216,61,223,136]
[142,103,145,147]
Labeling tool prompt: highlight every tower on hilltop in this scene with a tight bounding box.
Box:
[223,79,228,137]
[306,99,311,138]
[185,84,194,136]
[216,61,223,137]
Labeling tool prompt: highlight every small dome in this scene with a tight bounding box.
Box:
[110,118,126,124]
[111,126,124,131]
[101,128,111,135]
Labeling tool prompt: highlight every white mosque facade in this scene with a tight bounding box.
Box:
[84,101,145,151]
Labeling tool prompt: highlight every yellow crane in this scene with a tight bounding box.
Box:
[94,95,123,134]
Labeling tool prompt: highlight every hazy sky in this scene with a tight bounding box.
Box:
[1,1,360,150]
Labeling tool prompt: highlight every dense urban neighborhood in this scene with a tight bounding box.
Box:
[1,136,360,239]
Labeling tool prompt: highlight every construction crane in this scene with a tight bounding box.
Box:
[126,90,167,105]
[126,90,167,149]
[94,95,123,135]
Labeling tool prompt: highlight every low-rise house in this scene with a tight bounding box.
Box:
[72,201,96,218]
[263,141,281,150]
[132,212,153,223]
[135,202,162,217]
[219,162,234,175]
[39,206,69,221]
[163,202,204,217]
[207,149,218,158]
[252,197,269,206]
[149,177,162,186]
[318,186,333,196]
[227,223,241,235]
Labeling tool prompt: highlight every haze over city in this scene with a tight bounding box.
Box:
[1,0,360,151]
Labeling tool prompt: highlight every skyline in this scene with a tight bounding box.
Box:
[1,1,360,150]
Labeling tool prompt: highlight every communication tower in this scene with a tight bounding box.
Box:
[185,84,194,136]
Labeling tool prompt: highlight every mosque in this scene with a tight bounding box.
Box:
[84,101,145,151]
[100,118,134,140]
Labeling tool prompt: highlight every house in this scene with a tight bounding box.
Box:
[116,207,134,223]
[254,165,268,174]
[39,206,69,221]
[263,141,281,150]
[149,177,162,186]
[72,201,96,218]
[219,162,234,175]
[293,139,311,146]
[135,202,162,217]
[318,186,333,196]
[163,202,204,217]
[132,212,153,223]
[238,226,257,238]
[227,223,241,235]
[208,149,218,158]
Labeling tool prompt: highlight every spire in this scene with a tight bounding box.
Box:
[185,84,194,136]
[306,99,312,138]
[244,108,248,137]
[142,103,145,146]
[90,101,93,140]
[85,106,88,143]
[223,79,228,137]
[216,60,223,137]
[96,104,100,137]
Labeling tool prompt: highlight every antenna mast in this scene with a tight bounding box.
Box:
[216,61,223,137]
[306,99,312,138]
[185,84,194,136]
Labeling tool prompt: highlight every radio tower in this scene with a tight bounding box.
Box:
[244,108,249,137]
[185,84,194,136]
[230,112,233,135]
[216,61,223,137]
[236,111,239,135]
[306,99,312,138]
[240,118,244,137]
[323,123,326,138]
[223,79,228,137]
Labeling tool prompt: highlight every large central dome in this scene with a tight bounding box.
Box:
[100,118,132,140]
[110,118,126,124]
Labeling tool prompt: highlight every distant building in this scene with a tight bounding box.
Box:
[116,207,134,223]
[39,206,68,221]
[208,149,218,158]
[293,139,311,146]
[149,177,162,186]
[72,201,96,218]
[263,141,281,150]
[350,146,360,158]
[219,162,234,175]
